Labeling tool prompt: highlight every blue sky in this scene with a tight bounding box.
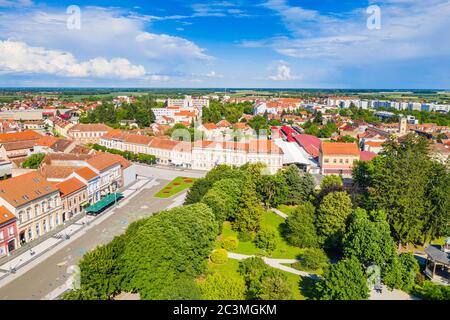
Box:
[0,0,449,88]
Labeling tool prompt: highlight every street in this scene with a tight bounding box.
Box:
[0,165,205,300]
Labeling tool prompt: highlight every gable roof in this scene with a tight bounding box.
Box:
[0,171,58,208]
[321,142,360,156]
[87,153,122,171]
[74,167,98,181]
[55,177,86,197]
[0,130,42,143]
[68,123,112,132]
[0,206,16,226]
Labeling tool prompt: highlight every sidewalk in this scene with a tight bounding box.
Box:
[0,177,153,283]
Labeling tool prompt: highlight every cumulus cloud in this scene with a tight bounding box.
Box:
[0,40,146,79]
[257,0,450,64]
[0,6,213,76]
[136,32,213,62]
[268,61,301,81]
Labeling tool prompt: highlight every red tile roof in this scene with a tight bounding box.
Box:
[0,171,58,207]
[0,130,42,143]
[56,177,86,197]
[74,167,98,181]
[0,206,16,225]
[360,151,377,161]
[321,142,360,156]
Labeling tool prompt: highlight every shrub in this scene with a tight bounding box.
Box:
[297,248,329,271]
[210,249,228,264]
[238,231,254,242]
[413,280,450,300]
[254,228,277,252]
[221,236,238,251]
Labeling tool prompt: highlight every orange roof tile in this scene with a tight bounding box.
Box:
[56,177,86,197]
[74,167,98,181]
[0,130,42,143]
[0,206,16,225]
[87,153,122,171]
[35,135,59,147]
[68,123,112,132]
[321,142,360,156]
[0,171,58,207]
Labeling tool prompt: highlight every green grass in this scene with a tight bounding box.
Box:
[154,177,196,198]
[216,211,304,259]
[277,204,296,216]
[206,258,305,300]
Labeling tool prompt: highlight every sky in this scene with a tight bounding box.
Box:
[0,0,449,89]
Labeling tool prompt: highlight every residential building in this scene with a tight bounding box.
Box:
[67,123,112,145]
[0,171,63,245]
[55,177,88,221]
[0,131,42,160]
[319,142,360,176]
[0,206,18,256]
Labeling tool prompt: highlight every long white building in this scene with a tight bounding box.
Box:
[100,130,283,173]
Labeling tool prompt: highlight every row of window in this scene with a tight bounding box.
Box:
[0,226,15,241]
[323,158,357,164]
[18,197,60,224]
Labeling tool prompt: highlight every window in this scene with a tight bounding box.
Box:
[333,159,337,163]
[27,228,33,240]
[0,232,4,241]
[339,159,343,164]
[324,159,329,163]
[43,220,48,233]
[55,215,59,225]
[35,224,40,237]
[8,227,14,236]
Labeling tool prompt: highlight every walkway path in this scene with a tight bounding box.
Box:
[227,252,320,280]
[271,208,288,219]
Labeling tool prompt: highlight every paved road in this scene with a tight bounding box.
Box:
[0,178,179,300]
[135,164,207,180]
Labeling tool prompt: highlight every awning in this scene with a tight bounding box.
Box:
[85,193,124,214]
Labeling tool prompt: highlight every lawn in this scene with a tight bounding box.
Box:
[216,211,304,259]
[277,204,296,216]
[154,176,196,198]
[206,258,306,300]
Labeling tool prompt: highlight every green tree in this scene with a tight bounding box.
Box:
[316,257,369,300]
[233,184,264,233]
[316,191,353,248]
[254,227,277,252]
[285,202,320,248]
[297,248,329,271]
[342,209,397,268]
[283,165,315,204]
[320,175,343,190]
[21,153,45,169]
[257,172,289,208]
[382,253,419,291]
[353,134,447,244]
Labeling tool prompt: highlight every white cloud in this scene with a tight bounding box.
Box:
[268,61,301,81]
[205,71,224,78]
[0,0,33,7]
[0,40,146,79]
[258,0,450,64]
[136,32,212,62]
[0,6,213,76]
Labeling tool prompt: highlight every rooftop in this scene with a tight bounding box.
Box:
[0,171,58,208]
[55,177,86,197]
[321,142,360,156]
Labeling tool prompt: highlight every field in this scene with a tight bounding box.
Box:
[216,211,303,259]
[154,176,196,198]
